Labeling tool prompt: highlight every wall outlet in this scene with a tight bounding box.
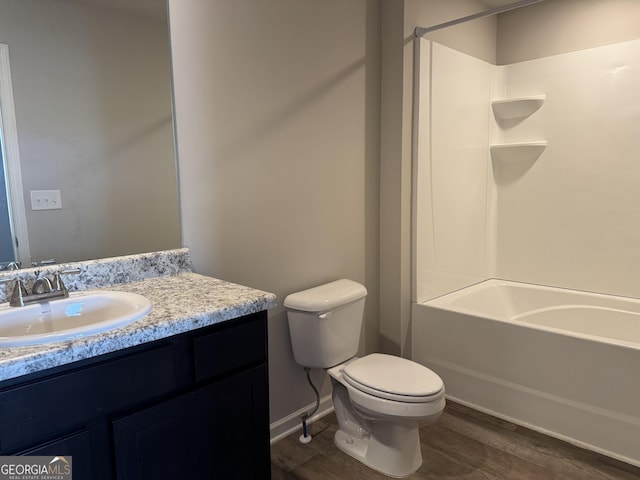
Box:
[30,190,62,211]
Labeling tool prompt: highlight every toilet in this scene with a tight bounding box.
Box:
[284,279,445,478]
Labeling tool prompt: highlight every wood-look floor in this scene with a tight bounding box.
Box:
[271,401,640,479]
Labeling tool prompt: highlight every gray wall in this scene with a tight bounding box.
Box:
[169,0,381,424]
[169,0,498,428]
[497,0,640,64]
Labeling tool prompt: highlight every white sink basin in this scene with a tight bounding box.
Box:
[0,290,152,347]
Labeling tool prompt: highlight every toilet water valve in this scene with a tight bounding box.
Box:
[298,367,320,445]
[299,413,312,445]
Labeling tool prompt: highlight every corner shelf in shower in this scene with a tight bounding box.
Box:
[491,95,545,120]
[490,142,547,162]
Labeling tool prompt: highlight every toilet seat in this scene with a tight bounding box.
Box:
[342,353,444,403]
[327,355,446,423]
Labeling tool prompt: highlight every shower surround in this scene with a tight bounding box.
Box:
[412,38,640,466]
[414,37,640,302]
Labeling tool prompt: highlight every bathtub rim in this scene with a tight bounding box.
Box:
[421,278,640,351]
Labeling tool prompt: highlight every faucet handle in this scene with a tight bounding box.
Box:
[51,273,69,296]
[9,279,28,307]
[59,268,81,276]
[51,268,80,295]
[1,277,27,307]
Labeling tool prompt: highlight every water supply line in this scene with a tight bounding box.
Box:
[299,367,320,444]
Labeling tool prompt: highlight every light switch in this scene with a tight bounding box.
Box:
[30,190,62,211]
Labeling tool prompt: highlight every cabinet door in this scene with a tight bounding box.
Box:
[113,364,270,480]
[17,430,94,480]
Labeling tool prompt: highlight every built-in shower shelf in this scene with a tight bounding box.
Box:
[492,95,545,120]
[490,142,547,162]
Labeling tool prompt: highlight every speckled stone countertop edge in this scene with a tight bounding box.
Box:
[0,248,193,303]
[0,271,277,383]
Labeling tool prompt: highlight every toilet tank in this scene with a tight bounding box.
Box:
[284,279,367,369]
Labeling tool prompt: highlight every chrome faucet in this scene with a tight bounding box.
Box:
[1,268,81,307]
[0,261,21,271]
[32,272,53,294]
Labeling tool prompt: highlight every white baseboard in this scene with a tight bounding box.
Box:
[270,394,334,445]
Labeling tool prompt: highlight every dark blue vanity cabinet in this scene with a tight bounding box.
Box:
[0,311,270,479]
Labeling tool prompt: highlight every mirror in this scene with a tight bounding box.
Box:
[0,0,180,268]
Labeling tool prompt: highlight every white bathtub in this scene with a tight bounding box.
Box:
[412,279,640,466]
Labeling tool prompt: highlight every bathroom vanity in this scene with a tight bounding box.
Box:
[0,249,276,479]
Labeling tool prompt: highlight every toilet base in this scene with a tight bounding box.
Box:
[333,421,422,478]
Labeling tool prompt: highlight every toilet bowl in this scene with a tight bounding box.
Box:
[285,279,446,477]
[328,354,445,477]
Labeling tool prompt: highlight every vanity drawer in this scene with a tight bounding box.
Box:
[193,313,266,381]
[0,344,178,451]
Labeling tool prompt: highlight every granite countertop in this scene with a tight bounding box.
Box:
[0,272,277,382]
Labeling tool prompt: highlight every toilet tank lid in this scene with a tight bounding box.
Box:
[284,279,367,312]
